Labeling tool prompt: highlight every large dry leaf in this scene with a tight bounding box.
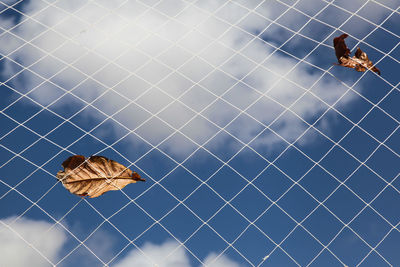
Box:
[56,155,145,198]
[333,34,381,75]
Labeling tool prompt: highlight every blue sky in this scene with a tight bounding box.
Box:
[0,0,399,266]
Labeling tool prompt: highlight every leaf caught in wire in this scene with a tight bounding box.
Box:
[56,155,145,198]
[333,34,381,75]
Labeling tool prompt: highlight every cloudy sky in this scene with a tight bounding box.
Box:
[0,0,399,266]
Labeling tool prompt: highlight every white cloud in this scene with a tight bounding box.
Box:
[0,217,67,267]
[0,0,368,156]
[0,218,241,267]
[113,240,190,267]
[112,240,242,267]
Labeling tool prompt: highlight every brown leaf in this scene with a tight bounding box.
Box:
[333,34,381,75]
[56,155,145,198]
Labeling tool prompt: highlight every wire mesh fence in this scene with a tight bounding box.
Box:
[0,0,399,266]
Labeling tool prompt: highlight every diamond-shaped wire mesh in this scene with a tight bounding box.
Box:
[0,0,399,266]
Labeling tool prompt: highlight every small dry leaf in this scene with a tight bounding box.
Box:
[56,155,145,198]
[333,34,381,75]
